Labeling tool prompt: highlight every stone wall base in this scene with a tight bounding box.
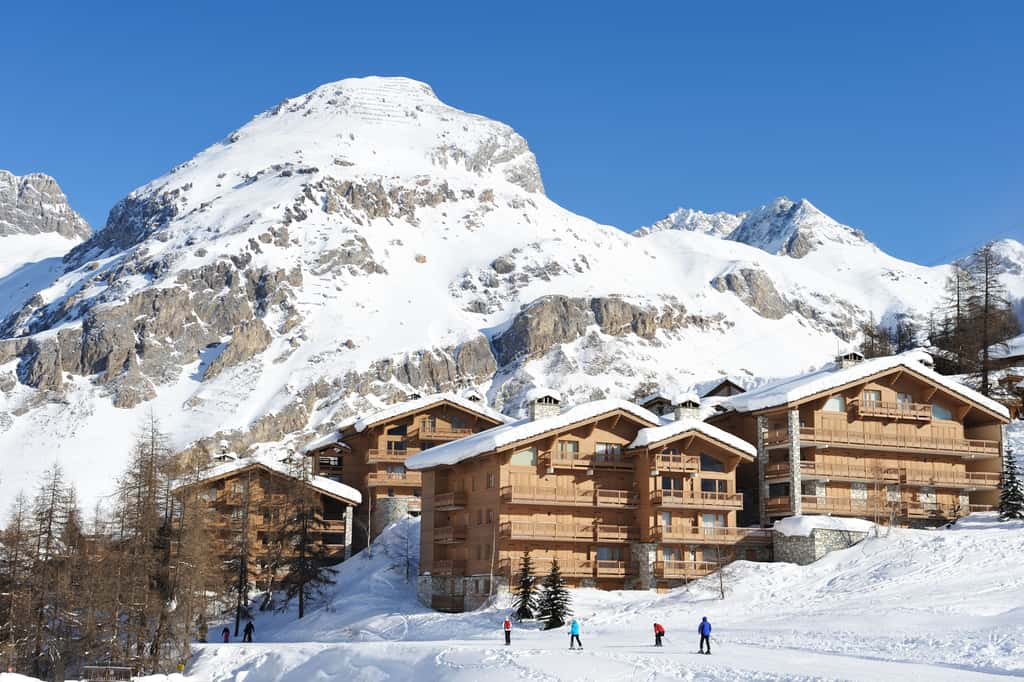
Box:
[773,528,869,565]
[418,573,509,612]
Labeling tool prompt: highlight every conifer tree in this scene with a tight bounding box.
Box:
[276,458,336,619]
[536,559,572,630]
[999,449,1024,521]
[510,551,537,621]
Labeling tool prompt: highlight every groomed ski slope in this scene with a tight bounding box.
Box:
[26,510,1009,682]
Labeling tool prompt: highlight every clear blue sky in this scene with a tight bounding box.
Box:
[2,1,1021,264]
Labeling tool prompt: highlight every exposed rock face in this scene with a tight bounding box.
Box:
[635,207,745,238]
[204,319,273,379]
[711,268,788,320]
[726,197,866,258]
[0,170,91,240]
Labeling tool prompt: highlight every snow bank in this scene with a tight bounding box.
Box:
[404,399,659,469]
[773,514,875,537]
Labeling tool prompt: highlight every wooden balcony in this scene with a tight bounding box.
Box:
[432,559,466,576]
[765,427,1000,459]
[498,557,596,579]
[650,453,700,474]
[498,522,594,542]
[366,471,422,487]
[594,524,639,542]
[903,501,993,518]
[433,526,467,544]
[366,449,418,464]
[765,461,1001,490]
[418,422,474,441]
[653,560,719,579]
[650,490,743,510]
[499,486,638,509]
[850,399,933,422]
[434,491,467,510]
[899,470,1001,490]
[650,526,772,545]
[595,560,635,577]
[540,451,634,472]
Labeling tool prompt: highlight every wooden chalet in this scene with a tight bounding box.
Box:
[709,350,1009,527]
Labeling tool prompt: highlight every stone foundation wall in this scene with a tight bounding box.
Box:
[773,528,869,565]
[372,496,416,539]
[627,542,658,590]
[417,573,508,612]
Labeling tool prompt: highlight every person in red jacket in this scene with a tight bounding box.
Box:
[503,616,512,645]
[654,622,665,647]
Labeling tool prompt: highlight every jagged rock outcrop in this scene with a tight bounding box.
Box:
[0,170,91,240]
[204,319,273,379]
[711,268,788,320]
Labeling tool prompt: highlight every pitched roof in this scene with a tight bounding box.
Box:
[629,417,756,459]
[992,333,1024,361]
[335,392,512,434]
[173,455,362,505]
[405,399,660,470]
[719,350,1009,419]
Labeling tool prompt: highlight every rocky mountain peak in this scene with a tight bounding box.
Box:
[0,170,91,241]
[726,196,867,258]
[634,207,745,238]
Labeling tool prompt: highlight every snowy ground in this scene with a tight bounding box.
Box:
[5,512,1023,681]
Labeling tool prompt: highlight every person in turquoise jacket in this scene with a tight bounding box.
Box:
[569,619,582,650]
[698,616,712,654]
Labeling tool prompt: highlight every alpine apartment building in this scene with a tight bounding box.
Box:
[406,391,770,612]
[708,350,1009,527]
[302,392,511,549]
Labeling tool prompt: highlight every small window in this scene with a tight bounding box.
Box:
[487,509,494,524]
[662,546,681,561]
[701,479,726,493]
[661,476,682,491]
[596,546,621,561]
[768,482,790,498]
[824,395,846,412]
[486,473,496,489]
[699,454,725,473]
[387,487,395,497]
[386,425,407,436]
[862,389,882,404]
[476,509,483,525]
[386,440,406,452]
[897,392,914,405]
[509,447,538,466]
[413,488,421,497]
[932,403,954,420]
[558,440,579,457]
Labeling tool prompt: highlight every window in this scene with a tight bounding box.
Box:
[451,416,464,429]
[699,454,725,473]
[476,509,483,525]
[596,546,621,561]
[486,509,494,524]
[701,479,727,493]
[558,440,580,459]
[510,447,538,466]
[702,513,725,528]
[595,443,622,463]
[486,473,496,489]
[386,440,406,452]
[386,425,407,436]
[862,389,882,404]
[387,487,395,497]
[897,392,914,405]
[932,402,954,420]
[824,395,846,412]
[319,456,340,467]
[661,476,683,491]
[661,511,672,530]
[662,546,681,561]
[768,482,790,498]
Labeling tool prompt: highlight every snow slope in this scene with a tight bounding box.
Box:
[147,511,1024,680]
[0,76,1022,507]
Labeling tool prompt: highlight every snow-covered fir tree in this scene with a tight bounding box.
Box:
[511,551,538,621]
[1000,448,1024,521]
[537,559,572,630]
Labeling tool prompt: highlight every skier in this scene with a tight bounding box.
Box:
[503,616,512,646]
[220,627,230,643]
[654,622,665,647]
[243,620,255,643]
[569,618,582,650]
[698,616,712,655]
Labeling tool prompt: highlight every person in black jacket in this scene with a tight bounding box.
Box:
[243,621,255,643]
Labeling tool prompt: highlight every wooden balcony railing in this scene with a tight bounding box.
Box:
[653,560,719,579]
[765,427,1000,458]
[366,449,418,464]
[651,453,700,474]
[850,399,933,422]
[899,470,1001,489]
[499,486,638,508]
[434,491,467,510]
[418,422,474,441]
[497,557,596,579]
[366,471,422,487]
[765,461,1001,489]
[431,559,466,576]
[650,526,772,544]
[540,451,634,471]
[650,490,743,509]
[595,524,639,542]
[433,526,467,544]
[498,522,595,542]
[595,560,635,577]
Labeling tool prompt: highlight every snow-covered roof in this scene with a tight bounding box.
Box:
[629,417,756,458]
[639,390,699,406]
[992,334,1024,360]
[674,391,700,406]
[337,392,512,434]
[525,387,562,403]
[720,350,1010,419]
[173,455,362,505]
[301,431,351,454]
[405,399,659,470]
[773,515,875,537]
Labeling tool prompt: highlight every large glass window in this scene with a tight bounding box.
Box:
[509,447,537,466]
[596,546,621,561]
[595,443,623,463]
[661,476,683,491]
[932,402,954,420]
[699,454,725,473]
[824,395,846,412]
[386,425,407,436]
[897,392,914,405]
[701,479,727,493]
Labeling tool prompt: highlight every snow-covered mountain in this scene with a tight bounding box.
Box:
[634,207,745,238]
[0,76,1022,505]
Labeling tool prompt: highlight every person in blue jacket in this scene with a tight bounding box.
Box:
[569,618,582,650]
[698,616,712,654]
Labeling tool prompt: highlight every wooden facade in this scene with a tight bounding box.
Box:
[711,359,1008,527]
[172,460,359,584]
[306,396,507,549]
[412,399,771,612]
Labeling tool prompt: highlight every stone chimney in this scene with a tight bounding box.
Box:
[836,350,865,369]
[673,392,701,421]
[526,388,562,421]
